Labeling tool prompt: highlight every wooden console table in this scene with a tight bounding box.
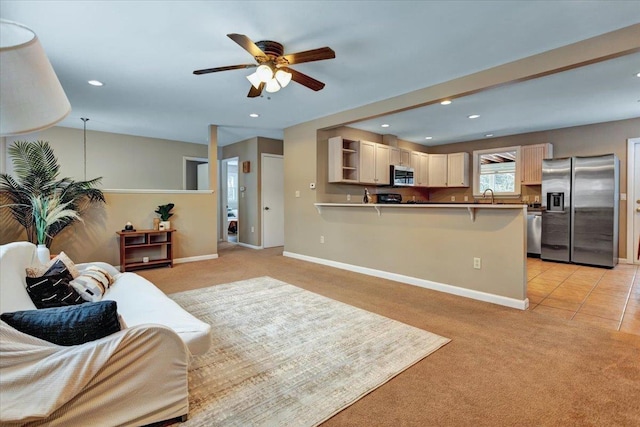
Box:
[116,229,175,272]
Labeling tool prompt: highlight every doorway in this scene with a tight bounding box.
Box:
[261,154,284,248]
[628,138,640,264]
[222,157,239,243]
[183,156,208,190]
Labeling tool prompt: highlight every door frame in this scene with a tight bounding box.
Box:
[627,137,640,264]
[220,157,239,243]
[261,153,284,248]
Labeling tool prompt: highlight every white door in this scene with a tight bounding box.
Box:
[629,138,640,264]
[197,163,209,190]
[262,154,284,248]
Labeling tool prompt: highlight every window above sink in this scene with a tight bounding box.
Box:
[472,146,521,198]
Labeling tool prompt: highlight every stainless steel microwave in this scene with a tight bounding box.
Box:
[390,165,414,186]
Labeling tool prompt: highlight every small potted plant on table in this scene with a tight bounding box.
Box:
[155,203,174,230]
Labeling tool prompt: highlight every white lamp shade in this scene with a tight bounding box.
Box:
[275,70,292,88]
[256,64,273,83]
[265,78,281,93]
[0,19,71,136]
[246,71,262,89]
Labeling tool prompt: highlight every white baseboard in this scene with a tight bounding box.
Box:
[174,254,218,264]
[238,242,263,250]
[283,251,529,310]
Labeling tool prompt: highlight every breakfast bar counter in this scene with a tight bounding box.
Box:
[314,202,527,221]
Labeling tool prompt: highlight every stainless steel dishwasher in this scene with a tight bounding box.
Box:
[527,213,542,256]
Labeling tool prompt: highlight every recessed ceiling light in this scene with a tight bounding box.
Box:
[485,134,494,137]
[249,113,259,118]
[381,124,390,128]
[87,80,103,86]
[468,114,480,119]
[636,72,640,77]
[440,100,452,105]
[424,136,433,140]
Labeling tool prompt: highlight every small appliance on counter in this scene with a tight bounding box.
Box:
[376,193,402,204]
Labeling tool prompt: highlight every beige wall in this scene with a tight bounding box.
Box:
[221,137,283,247]
[3,126,208,190]
[0,191,217,265]
[1,127,217,265]
[283,25,640,300]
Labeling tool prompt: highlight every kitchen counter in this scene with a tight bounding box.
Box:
[314,202,526,221]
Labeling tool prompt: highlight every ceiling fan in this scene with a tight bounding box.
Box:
[193,33,335,98]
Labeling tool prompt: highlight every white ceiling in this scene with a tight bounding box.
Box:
[1,1,639,147]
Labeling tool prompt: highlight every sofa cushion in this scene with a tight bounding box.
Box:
[25,260,84,309]
[25,251,80,279]
[0,301,122,346]
[70,266,115,302]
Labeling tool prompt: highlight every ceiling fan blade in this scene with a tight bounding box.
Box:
[193,64,256,75]
[282,47,335,65]
[286,68,326,91]
[228,33,267,61]
[248,82,265,98]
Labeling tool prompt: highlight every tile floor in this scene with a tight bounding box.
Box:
[527,258,639,336]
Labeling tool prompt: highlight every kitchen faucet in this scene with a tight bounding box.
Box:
[482,188,495,204]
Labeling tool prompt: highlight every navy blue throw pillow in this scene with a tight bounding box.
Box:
[25,259,84,308]
[1,301,122,346]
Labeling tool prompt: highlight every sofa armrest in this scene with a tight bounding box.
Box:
[1,321,189,425]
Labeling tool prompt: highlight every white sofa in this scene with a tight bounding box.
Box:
[0,241,212,426]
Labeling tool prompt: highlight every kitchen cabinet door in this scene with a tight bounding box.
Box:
[390,148,411,166]
[359,141,390,185]
[375,143,391,185]
[521,143,553,185]
[411,151,429,187]
[428,154,448,187]
[447,152,469,187]
[359,140,377,184]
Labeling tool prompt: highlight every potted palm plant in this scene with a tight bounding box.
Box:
[0,140,105,250]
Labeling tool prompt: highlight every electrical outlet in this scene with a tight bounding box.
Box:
[347,194,351,201]
[473,257,481,269]
[295,190,300,198]
[534,195,540,203]
[320,235,325,244]
[451,196,456,202]
[251,226,254,233]
[464,196,469,202]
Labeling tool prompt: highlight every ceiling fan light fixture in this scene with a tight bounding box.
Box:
[275,69,292,88]
[256,64,274,83]
[246,71,262,89]
[265,78,281,93]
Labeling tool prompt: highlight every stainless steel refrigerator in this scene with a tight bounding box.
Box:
[541,154,619,268]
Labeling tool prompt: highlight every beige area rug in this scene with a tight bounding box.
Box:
[169,276,450,427]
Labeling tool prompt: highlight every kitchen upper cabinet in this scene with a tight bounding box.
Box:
[411,151,429,187]
[428,152,469,187]
[428,154,448,187]
[447,152,469,187]
[359,140,390,185]
[328,136,359,183]
[521,143,553,185]
[390,147,411,166]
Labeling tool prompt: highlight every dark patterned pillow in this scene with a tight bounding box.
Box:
[25,259,84,309]
[0,301,122,346]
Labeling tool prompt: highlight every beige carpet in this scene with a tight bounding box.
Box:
[169,276,450,427]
